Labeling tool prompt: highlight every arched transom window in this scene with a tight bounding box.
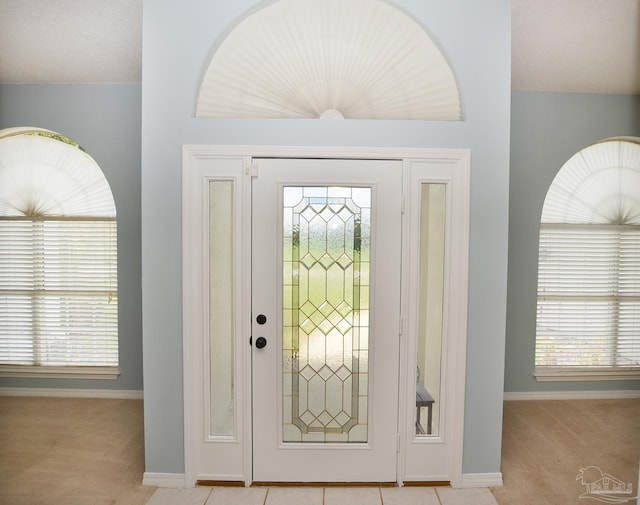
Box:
[0,128,118,378]
[535,137,640,381]
[196,0,461,120]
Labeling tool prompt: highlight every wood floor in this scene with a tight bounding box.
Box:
[0,396,638,505]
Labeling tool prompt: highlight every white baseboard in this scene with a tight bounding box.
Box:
[504,390,640,401]
[0,387,143,399]
[143,472,185,488]
[459,472,503,488]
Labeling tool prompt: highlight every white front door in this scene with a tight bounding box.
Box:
[251,158,402,482]
[183,146,470,488]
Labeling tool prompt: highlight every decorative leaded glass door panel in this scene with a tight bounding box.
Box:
[251,158,402,482]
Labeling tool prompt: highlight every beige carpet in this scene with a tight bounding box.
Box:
[491,398,640,505]
[1,396,638,505]
[0,396,156,505]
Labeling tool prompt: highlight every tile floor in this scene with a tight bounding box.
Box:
[145,486,499,505]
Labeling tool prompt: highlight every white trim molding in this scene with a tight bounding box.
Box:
[459,472,503,488]
[142,473,185,488]
[0,387,143,399]
[534,367,640,382]
[504,390,640,401]
[0,365,120,380]
[182,145,471,485]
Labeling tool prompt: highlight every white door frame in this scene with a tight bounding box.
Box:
[182,145,470,488]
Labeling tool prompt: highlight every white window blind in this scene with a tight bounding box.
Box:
[536,224,640,371]
[0,218,118,366]
[0,127,119,376]
[535,137,640,380]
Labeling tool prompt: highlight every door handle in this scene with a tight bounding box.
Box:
[255,336,267,349]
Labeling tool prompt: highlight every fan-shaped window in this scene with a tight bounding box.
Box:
[0,128,118,378]
[535,137,640,381]
[196,0,461,120]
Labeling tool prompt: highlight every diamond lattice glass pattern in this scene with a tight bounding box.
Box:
[283,186,371,443]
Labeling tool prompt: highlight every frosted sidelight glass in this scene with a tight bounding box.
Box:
[415,183,445,437]
[282,186,371,443]
[209,180,234,436]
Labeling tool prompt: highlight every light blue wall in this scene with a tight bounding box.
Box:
[505,90,640,393]
[0,83,144,391]
[142,0,511,474]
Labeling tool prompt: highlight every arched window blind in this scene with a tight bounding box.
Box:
[0,128,118,378]
[535,137,640,380]
[196,0,461,120]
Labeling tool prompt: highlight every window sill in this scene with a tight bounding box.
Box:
[534,367,640,382]
[0,365,120,380]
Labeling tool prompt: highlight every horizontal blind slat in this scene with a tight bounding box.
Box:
[536,225,640,369]
[0,218,118,367]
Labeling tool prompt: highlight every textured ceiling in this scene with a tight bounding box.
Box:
[0,0,142,83]
[0,0,638,94]
[511,0,640,94]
